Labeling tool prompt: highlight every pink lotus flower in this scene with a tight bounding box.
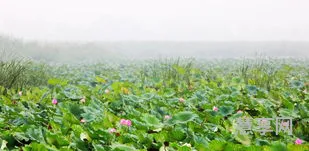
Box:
[109,128,117,133]
[164,115,171,120]
[120,119,132,127]
[237,110,243,114]
[213,106,219,112]
[52,98,58,105]
[18,91,22,96]
[295,138,303,145]
[120,119,126,125]
[126,120,132,126]
[80,119,86,123]
[179,97,185,103]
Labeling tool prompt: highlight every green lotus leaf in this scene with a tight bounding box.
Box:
[110,143,136,151]
[142,114,163,129]
[219,106,234,116]
[170,111,198,124]
[48,78,68,86]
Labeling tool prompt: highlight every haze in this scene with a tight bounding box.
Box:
[1,0,309,41]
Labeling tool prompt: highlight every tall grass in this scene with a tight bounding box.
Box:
[139,58,195,88]
[238,56,279,90]
[0,51,49,93]
[0,51,28,89]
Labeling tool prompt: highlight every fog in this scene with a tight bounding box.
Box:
[1,0,309,61]
[1,0,309,41]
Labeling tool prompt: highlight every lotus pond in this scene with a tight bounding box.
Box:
[0,58,308,151]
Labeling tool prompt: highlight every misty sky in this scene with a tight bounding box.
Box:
[0,0,309,41]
